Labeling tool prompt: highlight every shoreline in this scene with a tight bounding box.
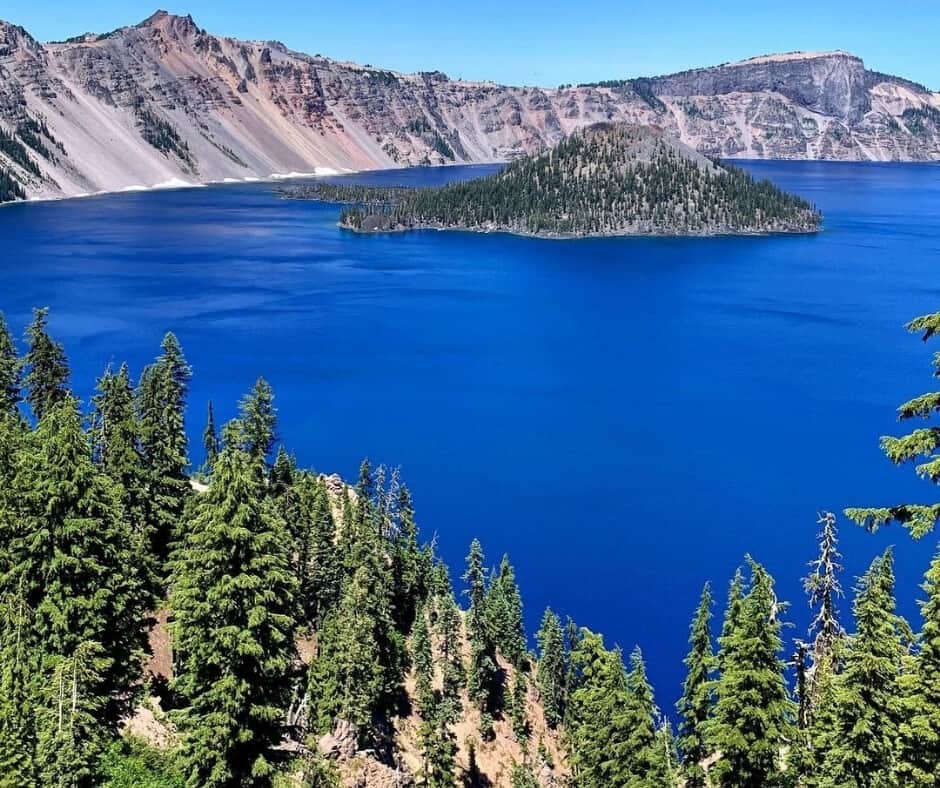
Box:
[336,220,823,240]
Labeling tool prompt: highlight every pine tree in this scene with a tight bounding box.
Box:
[0,585,40,786]
[391,485,424,634]
[709,559,795,788]
[296,474,341,628]
[234,377,277,463]
[677,583,713,788]
[566,629,629,788]
[434,583,464,725]
[171,445,298,787]
[202,400,219,471]
[464,539,499,714]
[896,543,940,785]
[486,554,526,667]
[21,307,69,421]
[137,333,192,572]
[9,397,145,727]
[510,670,529,743]
[607,646,660,787]
[0,312,20,417]
[91,363,157,605]
[820,549,908,787]
[846,311,940,537]
[419,703,456,788]
[535,608,566,728]
[413,604,435,716]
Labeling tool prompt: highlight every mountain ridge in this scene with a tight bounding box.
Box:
[1,10,939,203]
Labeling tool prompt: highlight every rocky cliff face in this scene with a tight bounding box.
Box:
[1,12,938,202]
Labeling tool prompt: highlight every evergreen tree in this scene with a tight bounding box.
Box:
[464,539,499,714]
[487,554,526,667]
[9,397,145,727]
[709,559,795,788]
[535,608,566,728]
[0,585,40,786]
[21,307,69,420]
[234,377,277,463]
[413,604,435,716]
[607,646,660,787]
[419,704,456,788]
[296,474,341,628]
[566,629,629,788]
[434,583,465,724]
[0,312,20,417]
[171,446,297,787]
[202,400,219,471]
[137,333,192,572]
[510,670,529,743]
[677,583,714,788]
[896,543,940,785]
[846,310,940,537]
[820,549,908,787]
[390,485,424,634]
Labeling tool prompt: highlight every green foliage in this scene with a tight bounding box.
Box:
[846,310,940,538]
[170,446,298,787]
[99,736,185,788]
[897,544,940,784]
[486,554,527,667]
[202,400,219,471]
[0,167,25,203]
[0,126,40,178]
[464,539,500,714]
[535,608,566,728]
[22,306,70,420]
[676,583,714,788]
[0,313,20,415]
[819,549,908,787]
[510,670,529,743]
[135,104,195,168]
[232,377,278,463]
[708,559,795,788]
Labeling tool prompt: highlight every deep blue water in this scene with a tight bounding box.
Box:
[2,160,940,709]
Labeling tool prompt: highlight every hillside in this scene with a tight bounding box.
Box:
[294,124,821,237]
[0,11,938,203]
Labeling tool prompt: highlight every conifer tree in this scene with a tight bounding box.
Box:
[608,646,660,787]
[510,670,529,743]
[846,310,940,537]
[464,539,499,714]
[820,549,908,787]
[391,485,424,634]
[296,474,341,628]
[10,397,145,727]
[535,608,566,728]
[413,604,435,716]
[235,377,277,463]
[419,703,457,788]
[21,307,69,420]
[677,583,714,788]
[202,400,219,470]
[566,629,629,788]
[487,554,526,667]
[0,312,20,417]
[896,543,940,785]
[434,583,465,724]
[137,333,192,571]
[709,559,795,788]
[171,445,297,787]
[0,586,40,786]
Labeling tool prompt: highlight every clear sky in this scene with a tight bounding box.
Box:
[3,0,938,90]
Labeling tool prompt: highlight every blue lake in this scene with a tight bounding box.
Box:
[2,160,940,708]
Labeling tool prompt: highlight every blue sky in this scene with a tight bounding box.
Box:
[4,0,938,89]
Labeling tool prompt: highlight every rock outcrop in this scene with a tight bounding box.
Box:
[1,12,938,202]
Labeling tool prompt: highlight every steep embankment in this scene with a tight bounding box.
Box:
[0,11,939,203]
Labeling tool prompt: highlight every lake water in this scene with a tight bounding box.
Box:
[2,160,939,709]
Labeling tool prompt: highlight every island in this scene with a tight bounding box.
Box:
[282,124,822,238]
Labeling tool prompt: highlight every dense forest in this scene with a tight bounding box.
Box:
[0,306,939,788]
[284,124,821,238]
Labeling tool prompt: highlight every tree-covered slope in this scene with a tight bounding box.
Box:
[291,124,821,237]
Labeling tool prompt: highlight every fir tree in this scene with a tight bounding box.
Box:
[202,400,219,471]
[0,312,20,417]
[419,704,457,788]
[137,333,192,572]
[677,583,714,788]
[464,539,499,714]
[846,310,940,537]
[235,377,277,463]
[607,646,660,787]
[296,474,341,628]
[535,608,566,728]
[896,543,940,785]
[709,559,795,788]
[434,583,465,724]
[510,670,529,743]
[487,554,526,667]
[390,485,424,634]
[413,604,435,716]
[820,549,908,787]
[21,307,69,421]
[0,585,40,786]
[171,445,298,787]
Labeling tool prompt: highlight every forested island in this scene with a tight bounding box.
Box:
[1,306,939,787]
[283,124,822,238]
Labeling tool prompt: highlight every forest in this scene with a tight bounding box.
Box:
[0,306,939,788]
[283,124,822,238]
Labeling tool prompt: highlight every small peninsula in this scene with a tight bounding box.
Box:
[283,124,822,238]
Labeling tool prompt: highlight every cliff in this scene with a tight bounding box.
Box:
[1,11,938,202]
